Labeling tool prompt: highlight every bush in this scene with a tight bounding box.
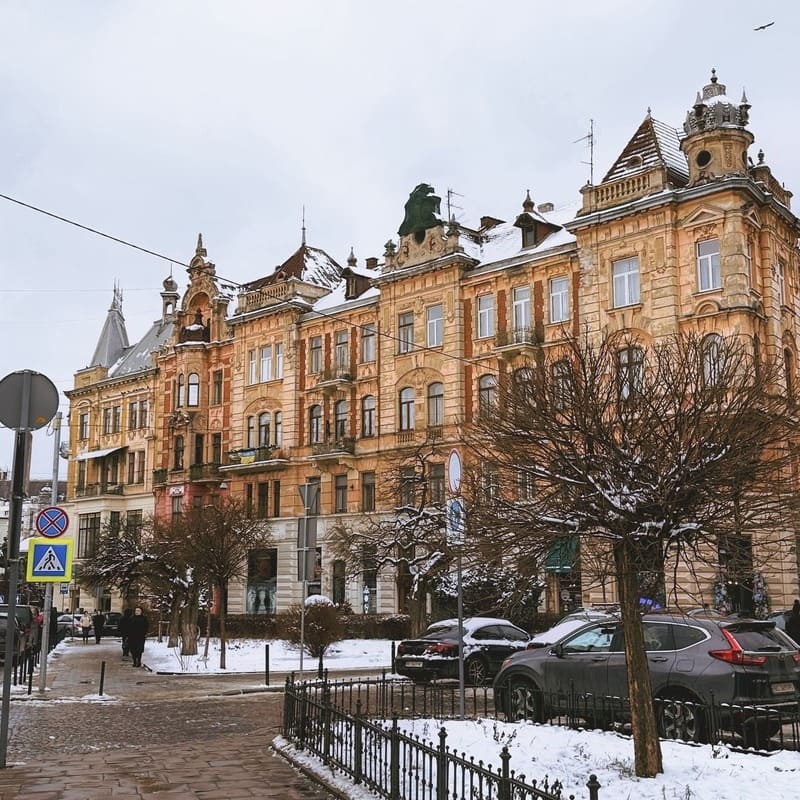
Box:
[276,601,345,658]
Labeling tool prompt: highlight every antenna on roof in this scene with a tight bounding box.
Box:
[446,188,464,222]
[574,119,595,186]
[301,205,307,246]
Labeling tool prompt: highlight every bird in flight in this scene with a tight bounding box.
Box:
[754,21,775,30]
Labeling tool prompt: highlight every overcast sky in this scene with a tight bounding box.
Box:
[0,1,795,480]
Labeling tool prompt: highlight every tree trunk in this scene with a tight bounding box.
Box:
[179,602,200,656]
[167,600,181,649]
[219,585,227,670]
[408,584,428,637]
[203,605,211,661]
[614,537,663,778]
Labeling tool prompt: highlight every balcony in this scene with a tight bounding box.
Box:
[221,447,289,474]
[74,482,124,498]
[494,326,541,358]
[189,462,221,483]
[313,366,354,392]
[153,469,168,486]
[310,437,356,466]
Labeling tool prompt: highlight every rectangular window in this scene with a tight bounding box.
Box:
[307,476,321,516]
[109,511,122,533]
[248,349,257,384]
[549,276,569,323]
[257,482,269,518]
[778,259,787,306]
[194,433,204,465]
[697,238,721,292]
[310,336,323,373]
[516,469,534,501]
[77,513,101,558]
[211,433,222,464]
[139,400,148,429]
[362,546,377,613]
[482,464,499,502]
[399,467,416,507]
[361,323,376,363]
[77,461,86,490]
[274,412,282,446]
[246,416,256,448]
[128,402,138,431]
[272,480,281,517]
[335,330,349,370]
[429,463,445,505]
[426,304,443,347]
[477,295,495,338]
[212,369,223,404]
[613,256,640,307]
[618,346,644,402]
[260,345,272,382]
[103,408,113,434]
[126,509,143,535]
[113,406,121,433]
[334,474,348,513]
[171,495,182,522]
[127,452,136,484]
[79,412,89,440]
[398,312,414,354]
[275,343,284,379]
[136,451,145,484]
[245,483,253,517]
[512,286,531,332]
[361,471,376,512]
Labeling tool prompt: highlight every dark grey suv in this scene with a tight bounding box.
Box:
[494,613,800,743]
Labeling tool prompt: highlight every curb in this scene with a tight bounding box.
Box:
[270,736,355,800]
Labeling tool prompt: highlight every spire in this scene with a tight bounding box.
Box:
[195,233,206,257]
[301,206,307,246]
[89,286,130,368]
[522,190,535,213]
[347,247,357,267]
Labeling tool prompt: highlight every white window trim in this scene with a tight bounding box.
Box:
[549,276,569,323]
[612,257,640,308]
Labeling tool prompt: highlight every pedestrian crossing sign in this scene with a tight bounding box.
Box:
[26,537,74,582]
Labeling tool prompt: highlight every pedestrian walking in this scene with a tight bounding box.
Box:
[79,611,92,644]
[786,599,800,644]
[128,606,149,667]
[91,610,105,644]
[119,607,133,658]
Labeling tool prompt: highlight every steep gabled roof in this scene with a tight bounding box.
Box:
[89,289,130,368]
[244,244,343,292]
[602,116,689,187]
[109,319,174,378]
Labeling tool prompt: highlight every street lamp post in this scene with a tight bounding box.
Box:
[297,483,319,680]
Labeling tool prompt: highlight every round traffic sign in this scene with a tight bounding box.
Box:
[35,506,70,538]
[447,449,462,495]
[0,370,59,430]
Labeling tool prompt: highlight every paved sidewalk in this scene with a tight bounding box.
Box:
[0,637,362,799]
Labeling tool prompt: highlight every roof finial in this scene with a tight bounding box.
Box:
[522,189,535,212]
[757,148,765,165]
[710,68,717,84]
[195,233,206,257]
[301,205,306,246]
[646,106,652,118]
[347,247,357,267]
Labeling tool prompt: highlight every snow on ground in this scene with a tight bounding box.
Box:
[141,636,395,674]
[282,717,800,800]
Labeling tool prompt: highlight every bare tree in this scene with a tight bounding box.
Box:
[187,496,273,669]
[465,331,797,777]
[329,437,452,636]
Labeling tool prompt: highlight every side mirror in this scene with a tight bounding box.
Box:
[550,644,564,658]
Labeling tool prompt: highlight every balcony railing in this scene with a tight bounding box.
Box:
[153,469,168,485]
[74,482,124,498]
[189,462,221,482]
[228,446,274,464]
[495,326,539,348]
[222,447,288,473]
[311,437,356,457]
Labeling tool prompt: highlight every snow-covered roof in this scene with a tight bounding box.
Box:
[89,292,129,369]
[109,319,174,377]
[244,244,343,292]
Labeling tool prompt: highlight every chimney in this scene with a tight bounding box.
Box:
[537,202,555,213]
[365,257,379,270]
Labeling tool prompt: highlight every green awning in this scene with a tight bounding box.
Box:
[544,536,578,574]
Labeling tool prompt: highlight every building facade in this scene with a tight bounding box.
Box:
[63,71,800,617]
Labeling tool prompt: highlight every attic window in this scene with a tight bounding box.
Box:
[626,155,643,169]
[696,151,712,168]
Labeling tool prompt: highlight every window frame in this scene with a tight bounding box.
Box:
[426,304,443,347]
[187,373,200,407]
[309,404,323,444]
[260,345,273,382]
[427,382,444,427]
[549,275,569,323]
[399,387,415,431]
[361,323,376,363]
[512,285,531,331]
[398,312,415,354]
[697,238,721,293]
[612,256,640,308]
[477,294,495,339]
[309,336,323,374]
[361,395,376,437]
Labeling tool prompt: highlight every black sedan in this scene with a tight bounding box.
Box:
[395,617,530,686]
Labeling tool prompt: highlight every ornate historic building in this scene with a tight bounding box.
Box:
[63,71,800,617]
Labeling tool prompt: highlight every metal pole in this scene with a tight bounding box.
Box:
[456,549,465,720]
[0,426,31,768]
[299,515,306,680]
[38,413,61,693]
[265,643,270,686]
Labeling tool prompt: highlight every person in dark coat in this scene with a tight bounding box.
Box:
[91,610,105,644]
[119,608,133,658]
[127,606,149,667]
[786,600,800,644]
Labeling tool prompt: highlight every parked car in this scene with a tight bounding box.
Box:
[494,613,800,744]
[0,604,38,652]
[104,612,123,635]
[0,613,25,664]
[56,614,80,637]
[395,617,530,685]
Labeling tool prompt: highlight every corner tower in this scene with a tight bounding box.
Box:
[681,69,753,185]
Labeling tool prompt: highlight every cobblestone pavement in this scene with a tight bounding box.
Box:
[0,639,349,799]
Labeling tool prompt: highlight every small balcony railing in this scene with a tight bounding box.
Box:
[152,469,168,486]
[189,462,221,482]
[495,326,538,347]
[74,482,124,498]
[311,437,356,457]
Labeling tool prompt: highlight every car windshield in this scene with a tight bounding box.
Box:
[726,623,796,652]
[422,625,461,640]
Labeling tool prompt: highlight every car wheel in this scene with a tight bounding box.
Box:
[466,657,489,686]
[656,694,706,743]
[505,679,543,722]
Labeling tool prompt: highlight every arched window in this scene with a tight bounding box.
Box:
[427,382,444,426]
[702,334,723,387]
[173,435,184,470]
[618,346,644,402]
[274,411,282,446]
[478,375,497,416]
[361,395,376,437]
[309,405,322,444]
[399,387,415,431]
[246,416,256,448]
[334,400,349,439]
[258,412,271,446]
[176,374,185,407]
[187,373,200,406]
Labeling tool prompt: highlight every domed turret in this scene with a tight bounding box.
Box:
[680,69,754,185]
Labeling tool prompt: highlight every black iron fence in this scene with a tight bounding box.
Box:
[283,675,600,800]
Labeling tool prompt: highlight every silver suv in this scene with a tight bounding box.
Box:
[494,613,800,744]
